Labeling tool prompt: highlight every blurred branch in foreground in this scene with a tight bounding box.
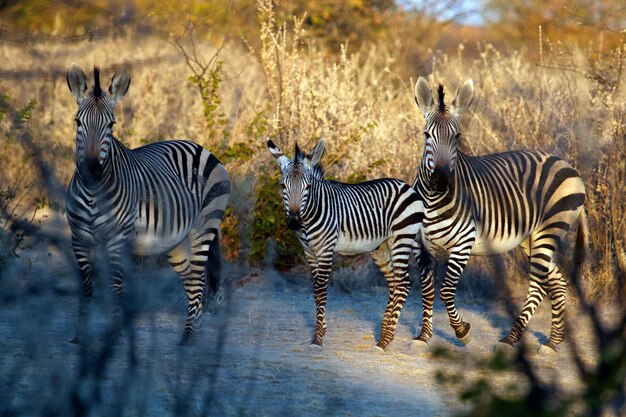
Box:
[0,93,77,287]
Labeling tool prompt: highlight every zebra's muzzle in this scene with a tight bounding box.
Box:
[78,156,103,185]
[286,212,302,230]
[430,165,452,192]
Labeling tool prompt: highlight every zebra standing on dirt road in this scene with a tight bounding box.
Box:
[411,77,588,352]
[66,64,230,345]
[267,138,424,351]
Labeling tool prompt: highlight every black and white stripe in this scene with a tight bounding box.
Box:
[411,77,588,351]
[66,65,230,345]
[268,138,423,351]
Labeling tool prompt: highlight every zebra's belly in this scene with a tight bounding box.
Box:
[132,229,189,256]
[471,234,526,256]
[334,234,386,255]
[423,225,526,257]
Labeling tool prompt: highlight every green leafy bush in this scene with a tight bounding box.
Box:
[248,164,302,269]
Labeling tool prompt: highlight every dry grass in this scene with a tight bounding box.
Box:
[0,0,624,298]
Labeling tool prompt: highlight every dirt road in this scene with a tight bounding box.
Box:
[0,224,604,416]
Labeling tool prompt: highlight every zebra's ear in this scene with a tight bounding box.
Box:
[67,64,88,101]
[451,79,474,116]
[109,66,131,105]
[307,138,325,167]
[414,77,434,114]
[267,137,290,170]
[294,143,305,161]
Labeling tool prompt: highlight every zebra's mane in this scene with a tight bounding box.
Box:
[294,142,325,180]
[93,66,103,98]
[437,84,445,113]
[309,163,324,180]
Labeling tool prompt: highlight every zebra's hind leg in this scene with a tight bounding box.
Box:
[499,278,547,347]
[499,237,552,347]
[373,240,412,351]
[167,235,211,346]
[543,265,566,351]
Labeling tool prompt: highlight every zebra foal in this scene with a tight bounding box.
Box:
[267,138,423,351]
[411,77,588,352]
[66,65,230,345]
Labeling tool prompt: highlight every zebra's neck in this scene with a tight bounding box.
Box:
[300,177,322,226]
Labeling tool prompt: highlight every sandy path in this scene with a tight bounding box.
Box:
[0,233,604,416]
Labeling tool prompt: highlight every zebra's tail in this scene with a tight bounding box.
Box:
[205,233,222,303]
[572,208,589,283]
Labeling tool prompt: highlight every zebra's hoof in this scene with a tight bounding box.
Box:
[455,322,471,344]
[307,343,323,352]
[309,340,322,352]
[69,335,82,345]
[459,333,471,345]
[178,335,194,347]
[498,336,515,347]
[409,339,429,351]
[373,344,386,354]
[537,343,558,355]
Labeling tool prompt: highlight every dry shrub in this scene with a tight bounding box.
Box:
[253,0,419,181]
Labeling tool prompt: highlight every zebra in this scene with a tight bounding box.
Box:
[410,77,588,352]
[267,138,424,351]
[66,64,230,345]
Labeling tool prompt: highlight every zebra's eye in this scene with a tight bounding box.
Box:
[424,132,431,139]
[108,121,116,128]
[74,118,82,127]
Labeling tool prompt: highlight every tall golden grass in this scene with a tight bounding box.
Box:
[0,0,623,297]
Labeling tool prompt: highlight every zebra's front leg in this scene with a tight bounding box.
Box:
[70,239,94,345]
[310,251,333,348]
[107,244,130,342]
[378,263,411,351]
[413,249,435,346]
[441,247,472,344]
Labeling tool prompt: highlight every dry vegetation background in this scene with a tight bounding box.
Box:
[0,0,625,416]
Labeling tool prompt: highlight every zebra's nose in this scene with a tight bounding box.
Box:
[430,165,452,192]
[286,212,302,230]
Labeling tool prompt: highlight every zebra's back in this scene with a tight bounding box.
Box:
[319,178,422,255]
